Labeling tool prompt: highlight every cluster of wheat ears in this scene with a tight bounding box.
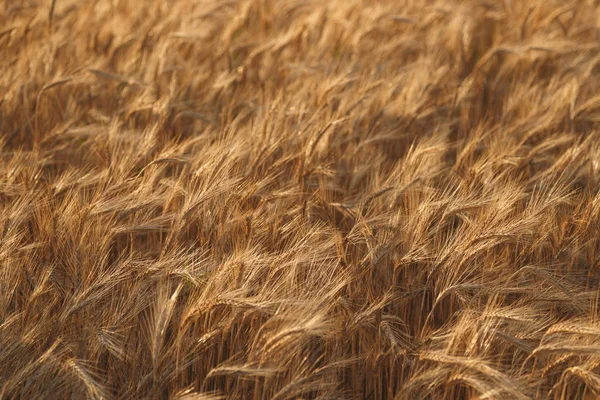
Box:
[2,0,600,398]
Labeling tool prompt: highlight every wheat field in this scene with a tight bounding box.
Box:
[1,0,600,398]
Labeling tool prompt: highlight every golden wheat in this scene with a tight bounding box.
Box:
[1,0,600,398]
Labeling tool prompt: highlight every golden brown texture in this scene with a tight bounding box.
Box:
[2,0,600,398]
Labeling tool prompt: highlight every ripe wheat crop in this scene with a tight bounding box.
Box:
[2,0,600,398]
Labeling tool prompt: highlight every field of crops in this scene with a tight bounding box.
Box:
[2,0,600,398]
